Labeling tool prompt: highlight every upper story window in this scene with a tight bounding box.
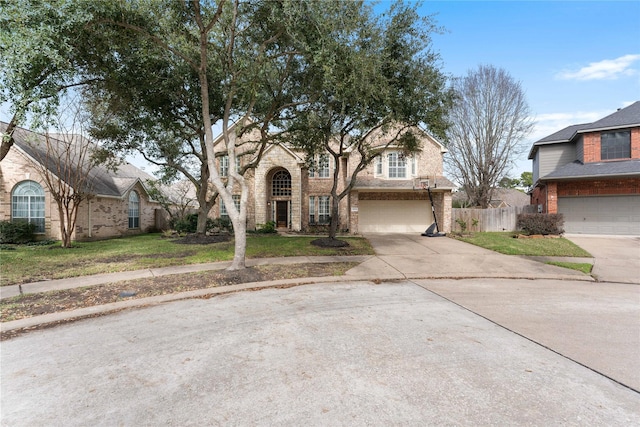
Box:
[374,151,416,179]
[220,155,229,177]
[309,153,330,178]
[601,130,631,160]
[388,152,407,178]
[12,180,45,233]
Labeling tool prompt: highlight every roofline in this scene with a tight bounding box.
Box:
[539,171,640,181]
[576,124,640,134]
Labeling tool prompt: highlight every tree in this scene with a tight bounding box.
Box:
[145,179,197,227]
[285,1,452,240]
[520,171,533,190]
[80,0,318,270]
[0,0,98,161]
[498,176,520,189]
[445,65,534,208]
[20,98,102,248]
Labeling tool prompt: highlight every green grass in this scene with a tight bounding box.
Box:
[546,261,593,275]
[0,233,374,286]
[457,232,592,257]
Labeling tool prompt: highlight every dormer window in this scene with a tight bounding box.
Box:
[601,130,631,160]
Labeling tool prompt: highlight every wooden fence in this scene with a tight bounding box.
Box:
[451,205,537,233]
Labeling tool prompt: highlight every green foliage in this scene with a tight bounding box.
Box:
[517,213,565,235]
[520,172,533,188]
[254,221,277,234]
[0,221,37,244]
[455,218,468,233]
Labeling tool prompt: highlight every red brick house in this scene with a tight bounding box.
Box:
[0,123,161,241]
[211,124,454,234]
[529,101,640,235]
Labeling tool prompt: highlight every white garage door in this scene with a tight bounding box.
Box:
[558,195,640,235]
[358,200,434,233]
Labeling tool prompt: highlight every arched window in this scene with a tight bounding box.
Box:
[128,191,140,229]
[272,170,291,197]
[12,181,45,233]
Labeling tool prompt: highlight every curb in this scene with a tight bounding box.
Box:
[1,271,595,335]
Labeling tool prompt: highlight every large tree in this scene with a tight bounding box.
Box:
[445,65,534,208]
[0,0,99,161]
[285,1,452,240]
[81,0,328,269]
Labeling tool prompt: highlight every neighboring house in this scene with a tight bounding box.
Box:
[211,124,454,234]
[0,123,161,241]
[453,188,530,209]
[529,101,640,235]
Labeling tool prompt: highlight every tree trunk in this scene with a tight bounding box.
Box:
[228,218,246,270]
[196,206,209,234]
[329,197,340,239]
[0,115,18,162]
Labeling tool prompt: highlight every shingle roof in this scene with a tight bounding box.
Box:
[528,101,640,160]
[1,122,154,198]
[579,101,640,132]
[542,159,640,180]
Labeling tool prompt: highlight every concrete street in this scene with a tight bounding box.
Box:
[1,234,639,425]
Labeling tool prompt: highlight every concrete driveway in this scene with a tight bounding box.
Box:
[2,281,639,426]
[565,235,640,284]
[347,233,591,281]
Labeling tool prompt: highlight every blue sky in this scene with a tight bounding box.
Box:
[398,0,640,177]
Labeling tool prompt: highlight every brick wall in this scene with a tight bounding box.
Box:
[1,147,160,241]
[582,127,640,162]
[557,178,640,197]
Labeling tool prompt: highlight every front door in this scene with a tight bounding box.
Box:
[276,201,288,228]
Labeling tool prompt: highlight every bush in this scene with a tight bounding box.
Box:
[208,217,233,233]
[254,221,277,234]
[171,213,199,234]
[0,220,37,244]
[517,213,564,235]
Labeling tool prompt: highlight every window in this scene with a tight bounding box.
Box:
[220,195,241,217]
[601,130,631,160]
[272,170,291,196]
[12,181,45,233]
[220,155,229,177]
[411,155,417,176]
[318,154,330,178]
[309,196,315,224]
[128,191,140,228]
[318,196,330,224]
[309,196,330,224]
[309,154,330,178]
[387,152,406,178]
[375,155,383,176]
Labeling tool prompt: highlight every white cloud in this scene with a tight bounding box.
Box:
[556,54,640,81]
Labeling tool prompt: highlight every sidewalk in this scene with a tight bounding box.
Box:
[0,255,373,300]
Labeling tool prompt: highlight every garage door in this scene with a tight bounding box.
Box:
[358,200,433,233]
[558,195,640,235]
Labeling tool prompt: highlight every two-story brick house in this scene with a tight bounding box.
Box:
[0,122,161,241]
[529,101,640,235]
[212,124,454,234]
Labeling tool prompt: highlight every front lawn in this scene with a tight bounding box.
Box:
[457,232,592,257]
[0,233,374,286]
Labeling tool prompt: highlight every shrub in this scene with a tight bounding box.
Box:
[517,213,564,235]
[171,213,199,233]
[0,220,37,244]
[208,217,233,233]
[254,221,277,234]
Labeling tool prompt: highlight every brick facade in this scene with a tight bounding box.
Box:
[1,146,160,241]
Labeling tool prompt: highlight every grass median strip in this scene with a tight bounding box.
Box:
[545,261,593,275]
[457,232,592,257]
[0,262,360,322]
